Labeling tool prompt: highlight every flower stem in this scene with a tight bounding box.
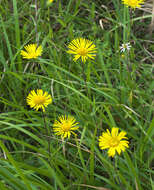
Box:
[42,111,51,161]
[81,61,86,84]
[35,0,39,45]
[62,137,66,157]
[81,61,90,98]
[113,156,121,185]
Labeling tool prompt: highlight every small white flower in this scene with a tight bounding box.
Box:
[120,42,131,52]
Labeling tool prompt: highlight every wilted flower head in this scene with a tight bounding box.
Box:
[53,115,79,139]
[21,44,42,59]
[67,38,97,63]
[26,89,52,112]
[122,0,144,8]
[99,128,129,157]
[120,42,131,52]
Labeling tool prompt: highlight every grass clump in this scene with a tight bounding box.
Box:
[0,0,153,189]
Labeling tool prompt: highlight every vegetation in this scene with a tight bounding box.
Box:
[0,0,153,189]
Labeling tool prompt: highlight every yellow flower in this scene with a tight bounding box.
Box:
[47,0,54,5]
[53,115,79,139]
[122,0,144,8]
[21,44,42,59]
[99,128,129,157]
[67,38,97,63]
[26,89,52,112]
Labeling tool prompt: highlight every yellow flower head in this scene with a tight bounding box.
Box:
[122,0,144,8]
[99,128,129,157]
[53,115,79,139]
[67,38,97,63]
[21,44,42,59]
[47,0,54,5]
[26,89,52,112]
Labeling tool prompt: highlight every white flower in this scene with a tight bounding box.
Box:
[120,43,131,52]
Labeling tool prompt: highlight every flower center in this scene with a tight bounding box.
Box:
[130,0,139,6]
[109,137,120,147]
[62,122,71,132]
[123,44,127,49]
[77,48,88,56]
[34,96,46,105]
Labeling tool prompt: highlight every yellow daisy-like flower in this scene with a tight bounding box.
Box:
[21,44,42,59]
[47,0,54,5]
[53,115,79,139]
[67,38,97,63]
[122,0,144,8]
[99,128,129,157]
[26,89,52,112]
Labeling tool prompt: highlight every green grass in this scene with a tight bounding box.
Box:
[0,0,153,189]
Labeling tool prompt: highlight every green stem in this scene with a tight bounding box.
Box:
[62,137,66,157]
[81,61,86,84]
[13,0,22,71]
[42,111,51,162]
[81,61,90,98]
[114,156,120,184]
[75,136,89,181]
[121,6,129,103]
[35,0,39,45]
